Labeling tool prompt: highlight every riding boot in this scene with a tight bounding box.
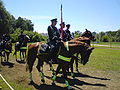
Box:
[49,45,58,64]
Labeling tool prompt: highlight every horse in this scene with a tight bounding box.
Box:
[0,41,12,62]
[26,41,94,89]
[71,29,96,72]
[14,35,30,62]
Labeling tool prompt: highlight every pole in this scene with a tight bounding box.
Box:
[60,4,64,39]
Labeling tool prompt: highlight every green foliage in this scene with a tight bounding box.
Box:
[15,17,34,31]
[0,0,13,36]
[101,35,110,42]
[73,31,81,38]
[10,28,47,42]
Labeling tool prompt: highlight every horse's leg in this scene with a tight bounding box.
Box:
[23,50,27,61]
[25,50,27,58]
[21,51,24,61]
[36,58,45,83]
[6,52,9,62]
[26,54,36,84]
[52,64,61,84]
[48,61,55,75]
[62,63,72,90]
[70,57,75,79]
[15,51,17,61]
[3,51,6,62]
[27,59,36,84]
[20,51,22,61]
[75,53,79,72]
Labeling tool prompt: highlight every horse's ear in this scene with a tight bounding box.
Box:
[87,47,94,51]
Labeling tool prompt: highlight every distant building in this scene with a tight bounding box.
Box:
[40,33,48,36]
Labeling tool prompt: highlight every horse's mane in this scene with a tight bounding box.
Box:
[63,41,89,47]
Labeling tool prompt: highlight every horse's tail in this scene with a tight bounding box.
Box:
[26,44,31,72]
[26,42,40,72]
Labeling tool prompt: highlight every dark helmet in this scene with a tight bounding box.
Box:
[60,22,65,26]
[66,24,70,27]
[51,18,57,22]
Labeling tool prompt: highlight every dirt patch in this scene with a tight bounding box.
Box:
[0,55,120,90]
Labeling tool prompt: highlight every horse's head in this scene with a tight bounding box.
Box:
[81,29,96,41]
[24,35,30,42]
[80,46,94,65]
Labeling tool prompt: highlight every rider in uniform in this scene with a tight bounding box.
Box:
[64,24,73,41]
[47,18,61,47]
[2,33,11,43]
[47,18,61,62]
[59,22,66,41]
[18,31,25,49]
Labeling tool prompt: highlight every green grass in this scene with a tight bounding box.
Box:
[1,45,120,89]
[84,48,120,71]
[92,42,120,46]
[0,77,32,90]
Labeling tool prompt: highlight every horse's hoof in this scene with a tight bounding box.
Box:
[67,86,73,90]
[28,80,34,85]
[52,82,56,86]
[41,79,45,83]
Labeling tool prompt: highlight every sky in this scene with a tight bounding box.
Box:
[2,0,120,33]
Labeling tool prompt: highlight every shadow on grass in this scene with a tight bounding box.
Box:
[1,61,14,68]
[45,75,107,89]
[58,71,110,80]
[74,72,111,80]
[29,81,69,90]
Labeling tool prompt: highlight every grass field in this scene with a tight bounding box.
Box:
[85,48,120,71]
[0,46,120,90]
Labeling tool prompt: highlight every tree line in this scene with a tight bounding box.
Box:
[0,0,46,42]
[73,29,120,42]
[1,0,120,43]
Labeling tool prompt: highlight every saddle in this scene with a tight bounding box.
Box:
[38,43,50,54]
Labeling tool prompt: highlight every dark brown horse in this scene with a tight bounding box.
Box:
[14,35,30,62]
[26,41,94,89]
[0,41,12,62]
[71,29,96,72]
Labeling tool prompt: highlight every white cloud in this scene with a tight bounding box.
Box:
[15,15,54,20]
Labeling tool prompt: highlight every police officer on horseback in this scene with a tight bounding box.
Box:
[2,33,11,43]
[47,18,61,47]
[47,18,62,62]
[59,22,67,42]
[18,31,25,47]
[64,24,73,41]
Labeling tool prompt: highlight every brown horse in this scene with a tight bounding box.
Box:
[26,41,94,89]
[14,35,30,62]
[71,29,96,72]
[0,41,12,62]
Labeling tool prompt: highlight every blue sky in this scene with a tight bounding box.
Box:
[2,0,120,33]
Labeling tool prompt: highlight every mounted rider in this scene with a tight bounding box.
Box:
[0,33,12,54]
[64,24,73,41]
[2,33,11,43]
[59,22,66,42]
[47,18,62,62]
[17,31,26,49]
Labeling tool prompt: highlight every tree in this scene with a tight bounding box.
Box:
[15,17,34,31]
[116,30,120,42]
[0,0,13,36]
[101,35,110,42]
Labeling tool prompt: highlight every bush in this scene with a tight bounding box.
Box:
[101,35,110,42]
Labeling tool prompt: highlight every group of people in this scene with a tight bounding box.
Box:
[47,18,73,50]
[0,31,28,53]
[46,18,74,61]
[0,18,73,55]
